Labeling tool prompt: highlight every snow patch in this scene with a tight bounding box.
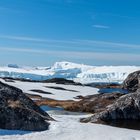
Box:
[0,113,140,140]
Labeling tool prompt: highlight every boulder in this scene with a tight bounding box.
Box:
[123,70,140,92]
[0,81,52,131]
[81,90,140,123]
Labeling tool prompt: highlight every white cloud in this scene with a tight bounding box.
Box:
[0,35,140,50]
[92,24,110,29]
[0,35,78,44]
[0,46,139,64]
[76,39,140,49]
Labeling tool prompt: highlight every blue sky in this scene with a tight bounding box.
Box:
[0,0,140,66]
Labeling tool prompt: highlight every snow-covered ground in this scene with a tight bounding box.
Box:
[0,111,140,140]
[0,79,98,100]
[0,79,140,140]
[0,61,140,84]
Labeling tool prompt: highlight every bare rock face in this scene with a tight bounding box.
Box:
[0,81,52,131]
[123,71,140,92]
[81,90,140,123]
[81,71,140,125]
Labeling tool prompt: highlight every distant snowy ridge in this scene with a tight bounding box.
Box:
[77,66,140,84]
[0,61,140,84]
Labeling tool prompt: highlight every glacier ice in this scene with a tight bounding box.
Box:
[0,61,140,84]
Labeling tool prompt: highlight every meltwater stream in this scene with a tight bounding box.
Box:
[98,88,128,94]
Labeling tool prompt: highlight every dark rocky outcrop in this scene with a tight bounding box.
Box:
[81,90,140,123]
[43,78,82,85]
[30,89,53,94]
[0,81,52,131]
[45,86,78,92]
[123,70,140,92]
[2,77,82,85]
[81,70,140,128]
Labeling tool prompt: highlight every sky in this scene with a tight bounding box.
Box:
[0,0,140,66]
